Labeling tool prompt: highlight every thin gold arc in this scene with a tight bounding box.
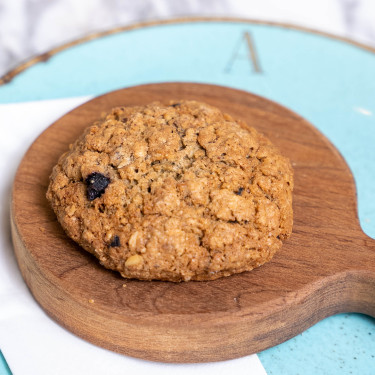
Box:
[1,17,375,85]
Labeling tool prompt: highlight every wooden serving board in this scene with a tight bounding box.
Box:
[11,83,375,363]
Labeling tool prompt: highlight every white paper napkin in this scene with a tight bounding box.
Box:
[0,97,267,375]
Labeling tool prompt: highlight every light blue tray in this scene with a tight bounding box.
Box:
[1,18,374,374]
[0,352,11,375]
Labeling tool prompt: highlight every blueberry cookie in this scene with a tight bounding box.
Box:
[46,100,293,281]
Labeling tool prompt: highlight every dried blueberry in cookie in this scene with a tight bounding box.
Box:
[85,172,110,201]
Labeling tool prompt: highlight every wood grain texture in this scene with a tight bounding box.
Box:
[11,83,375,363]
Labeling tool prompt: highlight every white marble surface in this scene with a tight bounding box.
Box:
[0,0,374,77]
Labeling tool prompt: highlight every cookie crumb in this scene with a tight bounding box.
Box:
[125,254,143,268]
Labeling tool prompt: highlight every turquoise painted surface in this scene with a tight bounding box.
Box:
[0,351,11,375]
[259,313,375,375]
[0,21,374,374]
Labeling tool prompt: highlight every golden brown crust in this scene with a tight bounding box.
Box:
[46,100,293,281]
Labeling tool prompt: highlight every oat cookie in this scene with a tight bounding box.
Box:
[47,100,293,281]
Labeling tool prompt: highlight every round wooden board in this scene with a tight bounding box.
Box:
[11,83,375,363]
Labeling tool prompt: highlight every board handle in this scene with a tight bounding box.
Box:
[340,232,375,316]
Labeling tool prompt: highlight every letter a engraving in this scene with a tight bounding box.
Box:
[225,32,262,74]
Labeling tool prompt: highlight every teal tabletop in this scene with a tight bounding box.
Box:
[0,18,374,375]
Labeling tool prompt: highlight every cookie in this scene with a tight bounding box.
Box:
[46,100,293,281]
